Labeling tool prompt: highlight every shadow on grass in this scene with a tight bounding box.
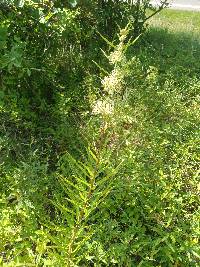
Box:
[127,25,200,151]
[132,26,200,79]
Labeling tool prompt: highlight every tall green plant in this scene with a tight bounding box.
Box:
[49,143,122,266]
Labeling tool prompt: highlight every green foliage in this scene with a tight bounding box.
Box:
[83,26,200,265]
[0,3,199,267]
[0,0,89,132]
[73,0,169,36]
[47,146,121,266]
[0,0,169,128]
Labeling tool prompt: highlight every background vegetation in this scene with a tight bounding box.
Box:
[0,1,199,266]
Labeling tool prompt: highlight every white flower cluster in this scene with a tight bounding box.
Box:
[92,99,114,115]
[119,28,129,42]
[102,68,124,95]
[108,44,125,65]
[92,25,130,116]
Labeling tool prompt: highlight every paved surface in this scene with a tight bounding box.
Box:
[151,0,200,10]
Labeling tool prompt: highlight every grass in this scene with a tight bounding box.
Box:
[151,9,200,31]
[137,9,200,73]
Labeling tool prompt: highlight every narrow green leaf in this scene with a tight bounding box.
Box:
[97,31,116,48]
